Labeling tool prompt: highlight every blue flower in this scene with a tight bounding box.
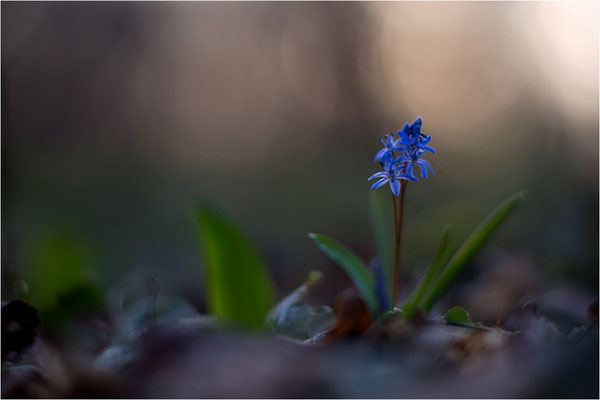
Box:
[373,133,403,163]
[404,147,435,180]
[368,158,416,196]
[369,117,435,190]
[398,117,436,154]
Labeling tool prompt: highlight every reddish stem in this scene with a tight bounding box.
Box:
[392,182,407,305]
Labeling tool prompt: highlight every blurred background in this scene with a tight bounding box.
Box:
[2,2,598,323]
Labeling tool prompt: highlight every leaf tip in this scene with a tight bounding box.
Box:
[511,189,526,203]
[307,233,323,244]
[307,270,324,286]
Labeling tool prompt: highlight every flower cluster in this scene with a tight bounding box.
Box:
[368,117,435,196]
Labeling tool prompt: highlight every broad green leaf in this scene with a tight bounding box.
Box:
[308,233,377,315]
[420,191,524,312]
[42,283,102,326]
[401,224,452,319]
[24,230,101,325]
[25,231,93,309]
[195,201,274,329]
[369,189,394,305]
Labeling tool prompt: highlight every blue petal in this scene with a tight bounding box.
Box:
[421,145,436,154]
[389,179,400,196]
[406,163,417,181]
[410,117,423,132]
[380,151,394,165]
[374,148,388,162]
[371,178,389,190]
[399,172,418,182]
[418,164,427,179]
[368,171,387,181]
[417,159,435,175]
[394,156,409,167]
[395,163,408,174]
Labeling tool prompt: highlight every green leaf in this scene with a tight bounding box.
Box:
[401,224,452,319]
[420,191,524,312]
[441,306,519,335]
[443,306,473,325]
[308,233,377,315]
[195,201,274,329]
[23,230,101,325]
[369,190,394,305]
